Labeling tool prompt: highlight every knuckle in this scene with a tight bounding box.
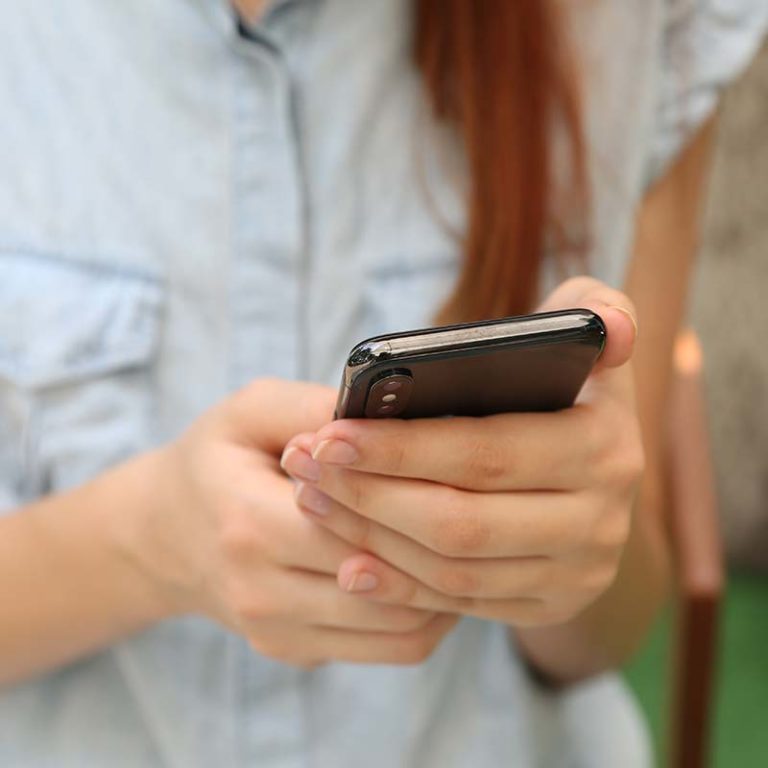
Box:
[444,594,477,614]
[392,575,422,608]
[348,514,374,551]
[226,582,275,623]
[429,489,490,556]
[535,601,576,627]
[392,609,436,632]
[461,435,508,486]
[592,511,631,553]
[547,521,581,555]
[520,562,551,595]
[593,412,645,488]
[219,515,262,563]
[431,565,480,597]
[385,438,408,475]
[548,501,591,554]
[237,596,274,624]
[397,630,438,665]
[569,492,630,557]
[619,431,646,486]
[247,635,289,662]
[315,593,342,627]
[573,503,607,554]
[344,474,366,515]
[580,561,620,596]
[583,409,614,469]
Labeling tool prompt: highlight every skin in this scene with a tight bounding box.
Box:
[281,283,643,665]
[235,0,267,23]
[0,380,452,685]
[280,118,717,681]
[231,0,716,679]
[514,116,718,681]
[0,98,715,687]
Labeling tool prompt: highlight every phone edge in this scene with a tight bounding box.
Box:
[334,309,606,418]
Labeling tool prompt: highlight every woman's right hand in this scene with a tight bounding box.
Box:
[122,378,457,668]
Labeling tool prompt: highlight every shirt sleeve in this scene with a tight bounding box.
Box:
[646,0,768,183]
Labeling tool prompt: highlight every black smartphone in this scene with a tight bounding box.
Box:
[334,309,606,419]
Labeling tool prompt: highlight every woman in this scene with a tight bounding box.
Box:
[0,1,765,765]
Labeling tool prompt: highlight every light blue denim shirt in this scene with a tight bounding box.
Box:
[1,1,765,766]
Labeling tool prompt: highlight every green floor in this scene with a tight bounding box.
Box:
[624,570,768,768]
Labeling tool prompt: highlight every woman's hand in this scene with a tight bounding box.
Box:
[281,277,645,628]
[120,379,456,667]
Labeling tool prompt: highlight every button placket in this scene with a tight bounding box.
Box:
[228,22,308,768]
[229,28,306,389]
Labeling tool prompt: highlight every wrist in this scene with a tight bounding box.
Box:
[98,447,187,624]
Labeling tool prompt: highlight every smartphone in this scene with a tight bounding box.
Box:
[334,309,606,419]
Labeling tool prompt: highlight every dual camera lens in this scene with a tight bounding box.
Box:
[364,372,413,418]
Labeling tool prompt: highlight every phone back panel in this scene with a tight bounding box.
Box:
[336,312,605,419]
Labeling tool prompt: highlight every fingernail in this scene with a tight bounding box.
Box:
[295,482,331,516]
[608,305,639,340]
[345,571,379,593]
[312,439,359,465]
[281,447,321,483]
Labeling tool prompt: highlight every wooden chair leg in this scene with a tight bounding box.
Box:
[666,330,725,768]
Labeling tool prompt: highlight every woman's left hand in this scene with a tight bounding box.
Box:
[280,277,645,628]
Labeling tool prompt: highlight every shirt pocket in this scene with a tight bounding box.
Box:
[0,251,164,508]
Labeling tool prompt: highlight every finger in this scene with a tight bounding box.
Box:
[272,568,436,634]
[296,482,554,599]
[272,506,358,575]
[292,464,588,558]
[536,276,639,415]
[305,406,601,492]
[234,471,359,576]
[283,431,316,456]
[280,432,322,484]
[299,612,460,665]
[221,378,337,456]
[535,276,638,372]
[335,552,547,625]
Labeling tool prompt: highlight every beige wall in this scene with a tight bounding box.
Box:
[691,41,768,569]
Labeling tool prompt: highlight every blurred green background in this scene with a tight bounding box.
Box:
[625,571,768,767]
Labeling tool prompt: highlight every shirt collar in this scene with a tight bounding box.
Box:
[203,0,314,46]
[226,0,307,26]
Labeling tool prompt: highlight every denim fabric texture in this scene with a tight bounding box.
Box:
[0,1,765,765]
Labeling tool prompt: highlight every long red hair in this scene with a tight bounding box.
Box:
[414,0,589,322]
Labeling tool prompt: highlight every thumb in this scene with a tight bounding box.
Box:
[221,378,337,456]
[536,276,638,372]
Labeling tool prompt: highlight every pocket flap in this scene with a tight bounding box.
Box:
[0,252,164,389]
